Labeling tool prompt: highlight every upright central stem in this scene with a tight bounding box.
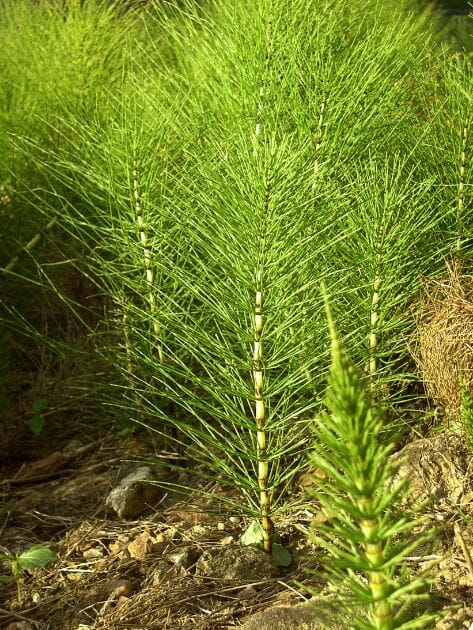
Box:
[369,242,382,393]
[456,120,469,254]
[360,507,393,629]
[132,160,163,363]
[312,96,326,189]
[252,141,277,553]
[251,5,276,554]
[253,271,273,553]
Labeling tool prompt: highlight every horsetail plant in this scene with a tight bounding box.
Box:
[127,0,343,545]
[132,158,164,364]
[455,119,469,254]
[368,241,382,391]
[311,89,327,190]
[304,295,440,629]
[326,156,452,410]
[0,215,58,278]
[419,53,473,259]
[5,0,460,560]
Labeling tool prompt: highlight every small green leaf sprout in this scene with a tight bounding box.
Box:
[28,398,48,436]
[242,520,292,567]
[0,544,57,604]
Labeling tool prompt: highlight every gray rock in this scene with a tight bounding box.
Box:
[151,561,174,585]
[389,432,472,509]
[168,546,199,570]
[436,606,473,629]
[240,601,344,630]
[195,544,278,582]
[105,466,162,519]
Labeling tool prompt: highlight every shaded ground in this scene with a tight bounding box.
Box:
[1,432,473,629]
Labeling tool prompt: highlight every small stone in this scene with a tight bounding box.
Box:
[152,541,166,555]
[195,544,278,582]
[240,602,343,629]
[163,526,180,541]
[152,561,173,585]
[67,572,85,582]
[217,522,226,531]
[220,536,234,545]
[239,586,257,599]
[190,525,207,537]
[127,531,154,560]
[168,546,199,570]
[31,592,41,604]
[81,580,135,610]
[83,547,104,560]
[108,540,122,555]
[109,579,135,598]
[105,466,162,519]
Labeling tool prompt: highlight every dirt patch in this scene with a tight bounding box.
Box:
[0,434,473,628]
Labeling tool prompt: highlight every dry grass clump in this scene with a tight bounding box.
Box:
[416,261,473,416]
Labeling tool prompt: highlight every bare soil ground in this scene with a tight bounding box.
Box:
[0,432,473,629]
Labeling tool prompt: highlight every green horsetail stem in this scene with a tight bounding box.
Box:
[309,295,439,627]
[312,97,326,189]
[0,216,57,277]
[253,273,273,553]
[250,7,276,554]
[252,155,274,553]
[132,161,163,363]
[359,508,393,629]
[118,292,141,406]
[254,145,278,554]
[456,120,469,253]
[369,243,382,387]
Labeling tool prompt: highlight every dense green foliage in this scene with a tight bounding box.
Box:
[0,1,472,621]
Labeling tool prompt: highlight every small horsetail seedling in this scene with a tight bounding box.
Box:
[0,545,56,605]
[303,296,440,628]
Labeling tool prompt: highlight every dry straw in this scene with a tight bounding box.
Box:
[415,260,473,417]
